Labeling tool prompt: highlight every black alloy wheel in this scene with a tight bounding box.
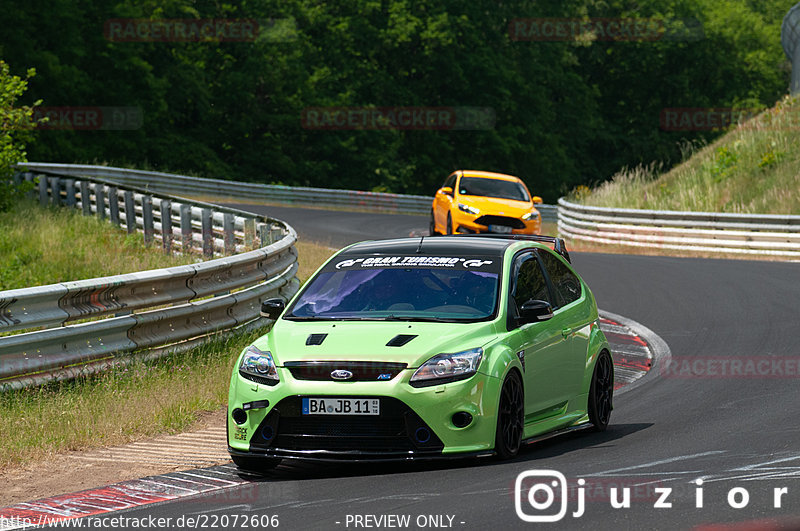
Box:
[495,370,524,459]
[588,352,613,431]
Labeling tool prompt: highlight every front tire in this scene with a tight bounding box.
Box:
[429,210,439,236]
[231,454,281,474]
[495,370,524,459]
[588,351,613,431]
[446,212,454,235]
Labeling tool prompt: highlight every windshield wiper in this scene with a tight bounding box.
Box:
[283,315,374,321]
[381,315,465,323]
[284,314,472,323]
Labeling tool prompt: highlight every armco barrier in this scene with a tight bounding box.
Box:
[19,162,559,222]
[558,197,800,257]
[0,170,300,390]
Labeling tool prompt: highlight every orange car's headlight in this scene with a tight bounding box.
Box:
[521,211,540,221]
[457,203,480,215]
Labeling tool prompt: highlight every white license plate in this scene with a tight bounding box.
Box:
[488,225,513,234]
[302,397,380,415]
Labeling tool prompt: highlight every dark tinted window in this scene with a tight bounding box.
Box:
[458,177,530,202]
[286,259,500,322]
[539,250,581,308]
[443,173,457,190]
[512,254,550,310]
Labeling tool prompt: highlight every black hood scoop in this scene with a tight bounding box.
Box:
[306,333,328,346]
[386,334,417,347]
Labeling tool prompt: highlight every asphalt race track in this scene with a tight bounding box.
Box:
[60,205,800,529]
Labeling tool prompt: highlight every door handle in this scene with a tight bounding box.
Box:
[561,327,573,338]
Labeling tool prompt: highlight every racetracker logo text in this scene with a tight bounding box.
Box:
[104,18,258,42]
[301,106,496,130]
[661,356,800,378]
[508,17,703,42]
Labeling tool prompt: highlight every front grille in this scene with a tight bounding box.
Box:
[474,215,525,229]
[251,396,444,454]
[284,361,407,382]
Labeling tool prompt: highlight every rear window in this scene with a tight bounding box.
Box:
[458,177,530,202]
[285,254,501,322]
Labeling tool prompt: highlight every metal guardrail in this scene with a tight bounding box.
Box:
[558,198,800,257]
[19,162,559,222]
[1,170,300,390]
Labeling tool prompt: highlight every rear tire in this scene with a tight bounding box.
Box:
[446,212,454,235]
[495,370,524,460]
[231,454,281,474]
[588,351,613,431]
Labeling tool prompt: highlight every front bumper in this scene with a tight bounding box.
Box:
[227,368,501,461]
[452,212,541,235]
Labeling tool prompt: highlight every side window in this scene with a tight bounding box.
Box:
[443,173,456,190]
[539,250,581,308]
[512,254,551,310]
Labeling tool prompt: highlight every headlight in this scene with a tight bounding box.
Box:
[457,203,480,215]
[522,211,539,221]
[239,345,279,385]
[410,348,483,387]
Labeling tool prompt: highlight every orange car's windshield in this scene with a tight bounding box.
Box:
[458,177,530,202]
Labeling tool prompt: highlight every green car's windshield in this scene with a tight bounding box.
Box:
[458,177,530,202]
[285,257,500,322]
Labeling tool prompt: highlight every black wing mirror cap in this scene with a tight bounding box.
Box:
[261,298,286,320]
[519,299,554,325]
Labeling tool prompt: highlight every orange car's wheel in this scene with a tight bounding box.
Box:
[429,210,439,236]
[446,212,454,235]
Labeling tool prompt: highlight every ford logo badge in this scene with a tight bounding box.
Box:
[331,369,353,380]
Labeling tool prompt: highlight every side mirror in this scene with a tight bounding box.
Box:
[260,298,285,319]
[440,186,454,197]
[518,299,553,325]
[532,196,543,204]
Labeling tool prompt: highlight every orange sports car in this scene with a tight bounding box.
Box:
[430,170,543,236]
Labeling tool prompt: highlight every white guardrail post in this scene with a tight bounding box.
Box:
[1,166,301,390]
[558,197,800,257]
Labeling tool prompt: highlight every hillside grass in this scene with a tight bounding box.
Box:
[575,95,800,215]
[0,201,196,291]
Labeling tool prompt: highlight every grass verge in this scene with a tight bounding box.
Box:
[0,239,336,469]
[0,329,258,469]
[0,201,195,291]
[575,95,800,215]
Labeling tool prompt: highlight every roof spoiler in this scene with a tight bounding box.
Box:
[454,234,571,263]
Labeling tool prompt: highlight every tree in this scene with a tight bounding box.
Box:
[0,60,41,212]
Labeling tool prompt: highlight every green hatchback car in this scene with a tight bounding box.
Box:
[227,235,612,471]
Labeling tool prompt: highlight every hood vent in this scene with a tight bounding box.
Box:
[386,334,417,347]
[305,333,328,346]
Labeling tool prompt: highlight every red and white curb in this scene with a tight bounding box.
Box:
[599,314,653,390]
[0,466,248,530]
[600,309,671,396]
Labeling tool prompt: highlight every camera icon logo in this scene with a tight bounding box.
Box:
[515,470,568,522]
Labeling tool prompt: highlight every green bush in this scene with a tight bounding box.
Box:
[0,60,43,212]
